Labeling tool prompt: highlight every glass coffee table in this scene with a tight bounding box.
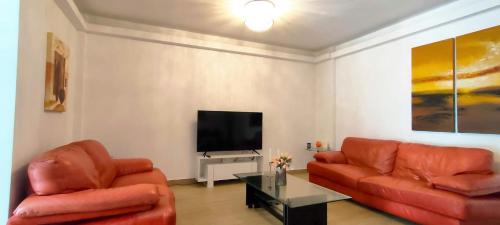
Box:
[234,172,351,225]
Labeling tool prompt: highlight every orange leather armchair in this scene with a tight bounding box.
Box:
[8,140,176,225]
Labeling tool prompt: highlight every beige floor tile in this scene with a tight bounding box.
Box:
[170,172,415,225]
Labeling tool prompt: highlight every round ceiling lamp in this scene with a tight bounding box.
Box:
[243,0,276,32]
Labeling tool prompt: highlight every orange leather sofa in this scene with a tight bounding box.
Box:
[308,137,500,225]
[8,140,176,225]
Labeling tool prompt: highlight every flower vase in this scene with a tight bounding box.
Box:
[275,167,287,186]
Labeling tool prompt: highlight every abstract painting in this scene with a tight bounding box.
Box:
[44,32,69,112]
[412,39,455,132]
[456,25,500,134]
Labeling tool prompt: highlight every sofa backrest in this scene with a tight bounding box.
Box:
[393,143,493,183]
[28,144,100,196]
[72,140,117,188]
[341,137,401,175]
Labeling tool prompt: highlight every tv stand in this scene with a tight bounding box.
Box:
[196,153,263,188]
[251,149,261,155]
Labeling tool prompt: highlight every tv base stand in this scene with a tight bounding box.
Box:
[196,153,264,188]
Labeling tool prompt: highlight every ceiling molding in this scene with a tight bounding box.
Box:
[328,0,500,59]
[54,0,88,30]
[84,15,316,63]
[85,15,312,57]
[313,52,334,64]
[55,0,499,64]
[86,22,316,63]
[55,0,316,64]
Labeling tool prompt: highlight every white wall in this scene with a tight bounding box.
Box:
[82,33,317,180]
[315,59,336,148]
[335,6,500,170]
[0,1,20,222]
[10,0,84,212]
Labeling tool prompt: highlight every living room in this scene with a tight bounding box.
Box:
[1,0,499,225]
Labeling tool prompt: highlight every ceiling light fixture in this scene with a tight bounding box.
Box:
[243,0,276,32]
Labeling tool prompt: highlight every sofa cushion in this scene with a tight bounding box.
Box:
[358,176,500,220]
[78,185,176,225]
[307,161,379,189]
[111,168,168,187]
[14,184,159,218]
[73,140,118,188]
[341,137,400,175]
[113,158,154,177]
[431,174,500,197]
[313,151,346,164]
[7,205,153,225]
[392,143,493,183]
[28,144,100,196]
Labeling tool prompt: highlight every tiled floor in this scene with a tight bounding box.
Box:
[170,172,415,225]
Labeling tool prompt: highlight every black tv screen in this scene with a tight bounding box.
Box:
[197,111,262,152]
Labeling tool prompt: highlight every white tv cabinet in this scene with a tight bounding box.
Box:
[196,153,264,188]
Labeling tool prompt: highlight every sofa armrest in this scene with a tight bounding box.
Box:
[14,184,160,218]
[431,174,500,197]
[313,151,346,164]
[113,158,153,176]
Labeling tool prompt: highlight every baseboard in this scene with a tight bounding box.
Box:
[288,169,308,174]
[167,178,197,186]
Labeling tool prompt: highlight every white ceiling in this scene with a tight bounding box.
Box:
[74,0,454,51]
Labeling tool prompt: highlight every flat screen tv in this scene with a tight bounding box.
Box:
[197,111,262,152]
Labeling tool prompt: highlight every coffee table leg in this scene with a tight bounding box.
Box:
[246,184,257,208]
[283,203,327,225]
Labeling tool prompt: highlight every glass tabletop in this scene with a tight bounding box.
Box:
[234,172,351,208]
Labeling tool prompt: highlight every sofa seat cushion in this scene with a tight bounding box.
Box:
[7,205,153,225]
[111,169,167,187]
[358,176,500,220]
[78,185,176,225]
[14,184,160,218]
[341,137,401,175]
[307,161,379,189]
[431,174,500,197]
